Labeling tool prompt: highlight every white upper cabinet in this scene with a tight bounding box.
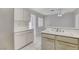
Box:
[14,8,31,28]
[14,8,30,21]
[23,9,30,21]
[14,8,24,20]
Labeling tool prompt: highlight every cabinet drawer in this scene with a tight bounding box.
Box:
[42,33,55,39]
[42,37,55,50]
[56,41,78,50]
[56,36,78,44]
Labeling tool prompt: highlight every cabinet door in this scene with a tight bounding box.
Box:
[23,9,30,22]
[25,30,34,44]
[56,41,78,50]
[14,8,24,20]
[14,31,27,49]
[42,37,55,50]
[56,36,78,44]
[14,30,34,49]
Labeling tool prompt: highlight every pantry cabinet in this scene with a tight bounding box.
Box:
[42,33,79,50]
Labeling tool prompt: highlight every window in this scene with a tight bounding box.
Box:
[29,14,36,29]
[38,17,43,27]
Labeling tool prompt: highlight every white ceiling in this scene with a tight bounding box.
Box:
[30,8,76,15]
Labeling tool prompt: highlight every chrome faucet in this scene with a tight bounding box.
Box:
[56,28,59,32]
[56,28,64,32]
[54,27,64,32]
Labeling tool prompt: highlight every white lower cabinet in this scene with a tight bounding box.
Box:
[14,30,34,50]
[56,41,78,50]
[42,37,55,50]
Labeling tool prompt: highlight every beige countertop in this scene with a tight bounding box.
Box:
[42,29,79,39]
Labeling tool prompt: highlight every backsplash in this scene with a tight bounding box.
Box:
[14,20,29,28]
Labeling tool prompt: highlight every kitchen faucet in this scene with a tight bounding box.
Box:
[56,28,64,32]
[56,28,59,32]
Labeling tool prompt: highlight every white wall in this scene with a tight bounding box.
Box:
[45,12,75,28]
[0,8,14,50]
[73,8,79,28]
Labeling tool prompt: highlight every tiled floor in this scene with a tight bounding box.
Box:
[21,36,41,50]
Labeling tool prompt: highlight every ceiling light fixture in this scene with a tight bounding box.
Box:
[50,9,54,11]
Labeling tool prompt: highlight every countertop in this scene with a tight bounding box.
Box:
[14,27,33,33]
[42,29,79,39]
